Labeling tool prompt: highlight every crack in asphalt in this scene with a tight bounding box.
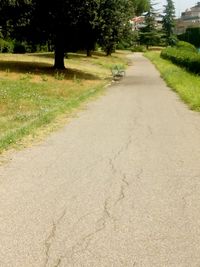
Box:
[109,158,117,175]
[44,209,66,267]
[114,136,132,161]
[68,197,114,262]
[108,134,133,208]
[114,174,130,206]
[44,222,56,267]
[122,173,130,187]
[46,134,136,266]
[53,196,118,266]
[53,259,61,267]
[46,137,144,266]
[136,169,143,180]
[115,184,125,205]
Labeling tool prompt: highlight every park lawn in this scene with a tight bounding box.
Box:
[0,51,128,153]
[145,51,200,112]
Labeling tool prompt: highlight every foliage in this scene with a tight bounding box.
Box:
[160,43,200,74]
[0,0,149,67]
[97,0,134,55]
[13,41,26,53]
[0,0,32,39]
[0,38,13,53]
[133,0,150,15]
[176,41,197,53]
[116,24,137,50]
[178,28,200,48]
[139,1,161,49]
[131,45,147,52]
[162,0,176,45]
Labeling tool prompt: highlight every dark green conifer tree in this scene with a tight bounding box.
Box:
[139,1,161,49]
[162,0,176,45]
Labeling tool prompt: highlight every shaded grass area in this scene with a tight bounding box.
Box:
[145,51,200,112]
[0,51,128,153]
[0,61,99,80]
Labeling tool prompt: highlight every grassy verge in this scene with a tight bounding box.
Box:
[145,51,200,112]
[0,50,129,153]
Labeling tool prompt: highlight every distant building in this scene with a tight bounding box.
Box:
[131,16,162,31]
[175,2,200,34]
[130,16,145,31]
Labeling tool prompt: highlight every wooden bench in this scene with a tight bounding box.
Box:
[111,65,125,80]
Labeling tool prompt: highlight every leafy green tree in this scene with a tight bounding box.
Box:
[162,0,176,45]
[0,0,31,39]
[97,0,133,55]
[0,0,150,67]
[134,0,150,15]
[30,0,86,68]
[0,0,98,67]
[77,1,99,57]
[139,1,161,49]
[117,23,136,50]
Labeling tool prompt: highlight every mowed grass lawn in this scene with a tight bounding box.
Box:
[145,51,200,111]
[0,51,128,153]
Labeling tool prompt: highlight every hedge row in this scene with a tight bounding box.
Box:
[176,41,197,53]
[160,43,200,74]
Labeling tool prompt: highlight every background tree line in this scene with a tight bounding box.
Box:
[138,0,177,49]
[0,0,149,68]
[2,0,194,69]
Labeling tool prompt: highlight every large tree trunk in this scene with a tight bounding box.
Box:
[54,37,65,69]
[106,47,112,56]
[105,44,114,56]
[87,49,92,57]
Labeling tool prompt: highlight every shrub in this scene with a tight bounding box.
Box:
[13,41,26,54]
[131,45,146,52]
[116,41,129,50]
[176,41,197,53]
[161,46,200,74]
[0,39,14,53]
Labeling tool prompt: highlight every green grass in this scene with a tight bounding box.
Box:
[0,51,128,153]
[145,51,200,112]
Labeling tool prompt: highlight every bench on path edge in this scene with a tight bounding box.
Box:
[111,65,125,81]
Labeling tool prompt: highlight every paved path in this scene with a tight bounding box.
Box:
[1,53,200,267]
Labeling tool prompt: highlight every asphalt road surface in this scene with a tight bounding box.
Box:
[1,53,200,267]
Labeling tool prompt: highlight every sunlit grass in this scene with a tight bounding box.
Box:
[145,51,200,111]
[0,50,129,153]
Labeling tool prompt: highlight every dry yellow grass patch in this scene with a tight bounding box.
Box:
[0,50,129,153]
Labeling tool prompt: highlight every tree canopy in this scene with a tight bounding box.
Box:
[0,0,149,68]
[139,1,161,48]
[162,0,176,45]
